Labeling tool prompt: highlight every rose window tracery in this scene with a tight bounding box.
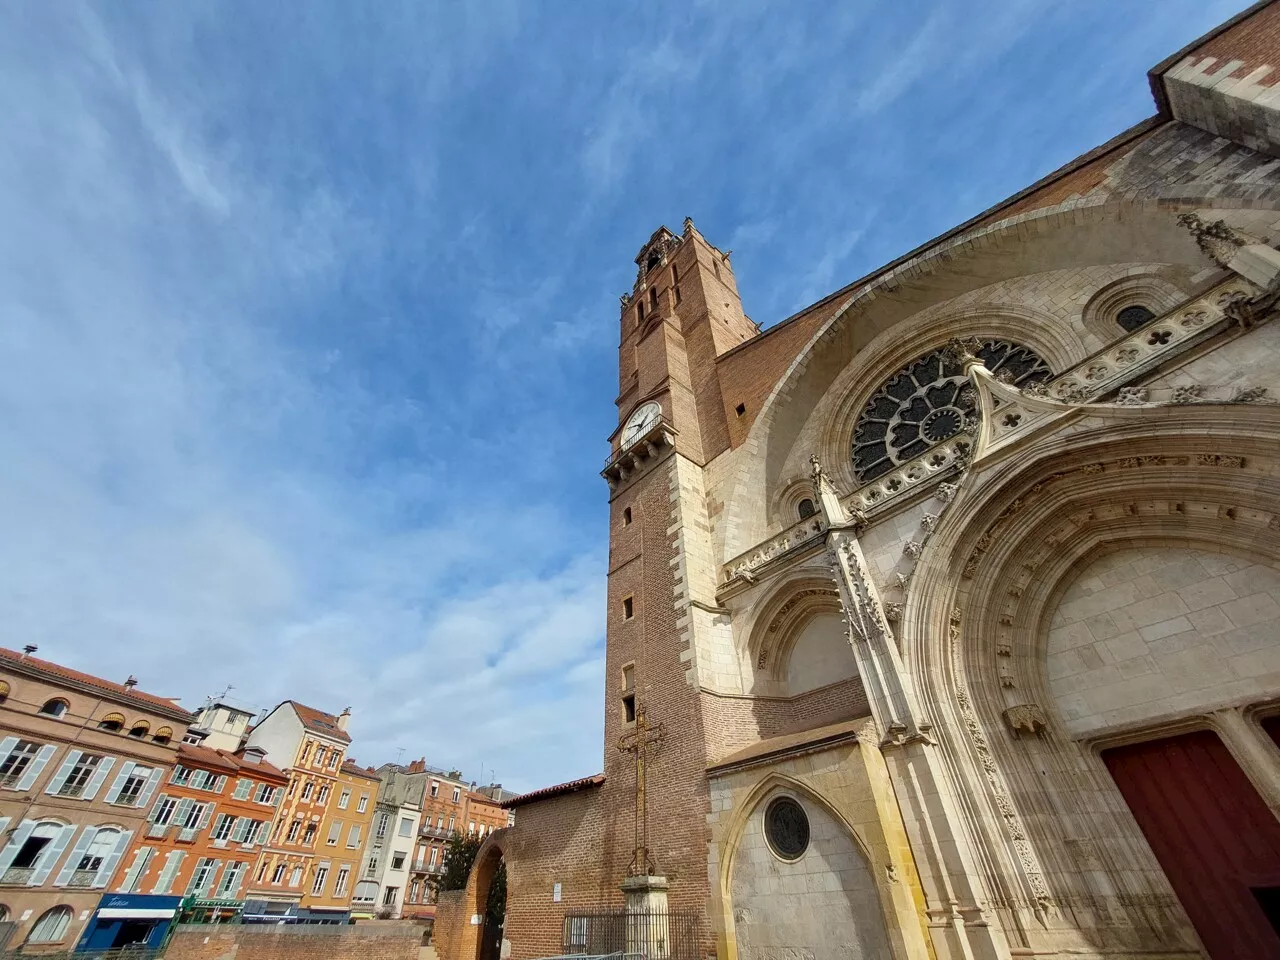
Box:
[852,340,1051,482]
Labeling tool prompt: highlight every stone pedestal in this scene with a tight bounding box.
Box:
[621,874,669,958]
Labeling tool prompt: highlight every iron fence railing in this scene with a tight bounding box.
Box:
[562,910,703,960]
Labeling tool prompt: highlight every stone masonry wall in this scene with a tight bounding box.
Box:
[1047,545,1280,735]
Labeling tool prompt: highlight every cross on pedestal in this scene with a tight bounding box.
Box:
[617,705,664,877]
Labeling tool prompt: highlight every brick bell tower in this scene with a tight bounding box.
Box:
[600,219,757,923]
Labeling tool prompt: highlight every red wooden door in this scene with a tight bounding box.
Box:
[1103,731,1280,959]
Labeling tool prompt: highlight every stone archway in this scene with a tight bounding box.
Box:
[719,775,900,960]
[901,408,1280,957]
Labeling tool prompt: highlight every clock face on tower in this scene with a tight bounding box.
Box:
[622,402,662,448]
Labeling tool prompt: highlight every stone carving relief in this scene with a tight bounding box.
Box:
[1002,704,1049,738]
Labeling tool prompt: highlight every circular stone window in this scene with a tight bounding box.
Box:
[764,796,810,861]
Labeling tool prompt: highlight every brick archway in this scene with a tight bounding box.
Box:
[434,829,509,960]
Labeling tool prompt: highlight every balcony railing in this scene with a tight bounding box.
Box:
[66,869,97,888]
[1,867,34,885]
[418,825,452,840]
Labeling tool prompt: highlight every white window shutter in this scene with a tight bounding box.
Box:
[0,737,16,761]
[119,846,153,893]
[43,751,81,796]
[199,802,216,830]
[93,830,133,888]
[42,824,85,886]
[146,794,169,823]
[230,817,248,843]
[152,851,184,894]
[234,778,251,800]
[215,775,227,794]
[173,799,194,828]
[169,765,185,785]
[0,821,35,876]
[103,761,136,804]
[137,767,163,809]
[82,757,116,801]
[16,744,57,792]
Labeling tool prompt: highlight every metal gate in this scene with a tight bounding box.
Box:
[562,910,702,960]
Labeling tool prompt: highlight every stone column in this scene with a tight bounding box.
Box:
[621,875,669,959]
[1211,708,1280,819]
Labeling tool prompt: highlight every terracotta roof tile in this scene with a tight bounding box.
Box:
[176,743,288,783]
[0,647,193,720]
[289,701,351,743]
[504,774,604,809]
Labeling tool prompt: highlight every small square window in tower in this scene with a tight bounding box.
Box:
[735,403,746,417]
[622,597,634,620]
[621,664,636,723]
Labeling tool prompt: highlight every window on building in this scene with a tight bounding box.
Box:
[286,820,302,843]
[334,865,350,896]
[622,596,634,620]
[327,821,342,845]
[430,781,439,798]
[256,861,269,883]
[0,681,7,704]
[797,498,816,520]
[300,781,314,801]
[447,816,455,832]
[451,787,460,804]
[186,857,217,896]
[152,726,173,745]
[1117,304,1156,332]
[636,301,645,325]
[436,816,443,829]
[429,847,438,866]
[398,818,412,838]
[271,863,287,884]
[180,801,207,830]
[170,766,192,786]
[357,794,369,813]
[410,879,421,902]
[56,754,103,798]
[303,824,317,846]
[366,855,379,877]
[670,264,682,306]
[317,784,330,804]
[0,740,41,787]
[289,866,302,887]
[151,795,178,826]
[312,865,329,895]
[233,778,252,800]
[218,861,245,898]
[10,821,64,872]
[328,751,339,770]
[338,789,351,810]
[127,722,149,739]
[254,783,277,805]
[347,824,362,848]
[114,766,154,807]
[314,747,327,767]
[621,664,636,723]
[392,851,406,870]
[300,742,312,764]
[468,822,475,836]
[77,828,119,876]
[383,885,399,906]
[25,906,72,944]
[212,814,235,842]
[375,814,389,839]
[97,714,125,732]
[622,506,632,525]
[38,699,68,718]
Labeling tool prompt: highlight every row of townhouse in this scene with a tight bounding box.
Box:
[0,648,515,952]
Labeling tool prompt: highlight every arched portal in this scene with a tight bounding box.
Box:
[727,782,894,960]
[447,830,509,960]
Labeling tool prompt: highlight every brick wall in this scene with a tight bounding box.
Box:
[165,922,420,960]
[434,890,468,960]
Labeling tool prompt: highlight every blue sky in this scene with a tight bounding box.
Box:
[0,1,1248,791]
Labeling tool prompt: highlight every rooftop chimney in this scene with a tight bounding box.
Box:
[336,707,351,732]
[124,676,138,689]
[21,645,37,658]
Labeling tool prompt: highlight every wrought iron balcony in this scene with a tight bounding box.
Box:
[601,417,677,488]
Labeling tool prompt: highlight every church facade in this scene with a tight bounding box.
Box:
[439,4,1280,959]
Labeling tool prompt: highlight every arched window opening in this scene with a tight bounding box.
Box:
[39,699,69,719]
[0,680,10,704]
[127,722,149,739]
[10,822,66,876]
[76,829,120,878]
[97,713,125,733]
[26,906,72,944]
[852,340,1051,483]
[1116,304,1156,332]
[797,498,816,520]
[151,726,173,745]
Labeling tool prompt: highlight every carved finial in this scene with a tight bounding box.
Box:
[1176,212,1250,267]
[620,292,634,307]
[943,336,985,371]
[682,216,695,235]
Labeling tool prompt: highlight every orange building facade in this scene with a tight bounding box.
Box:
[308,760,379,917]
[110,743,287,919]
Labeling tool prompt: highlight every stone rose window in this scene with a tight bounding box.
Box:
[764,795,810,861]
[852,340,1051,482]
